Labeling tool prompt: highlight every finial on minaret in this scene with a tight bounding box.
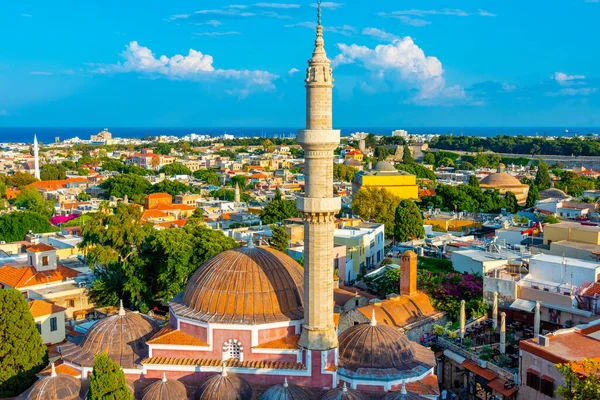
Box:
[162,372,167,383]
[50,363,57,378]
[221,361,228,377]
[283,377,289,388]
[342,382,348,392]
[118,300,125,316]
[401,382,407,395]
[370,308,377,326]
[317,0,322,26]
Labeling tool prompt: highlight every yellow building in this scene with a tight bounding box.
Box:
[543,221,600,245]
[423,215,482,233]
[344,150,364,162]
[352,161,418,199]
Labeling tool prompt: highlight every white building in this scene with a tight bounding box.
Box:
[451,250,509,275]
[29,299,66,345]
[528,254,600,288]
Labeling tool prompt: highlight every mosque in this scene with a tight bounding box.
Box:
[19,3,438,399]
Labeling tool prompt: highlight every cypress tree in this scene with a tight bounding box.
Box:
[88,353,133,400]
[534,161,551,190]
[504,191,519,213]
[525,185,540,209]
[468,174,480,188]
[0,289,48,397]
[270,224,290,253]
[393,200,425,243]
[402,146,414,164]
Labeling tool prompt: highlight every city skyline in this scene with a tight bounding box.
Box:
[1,0,599,127]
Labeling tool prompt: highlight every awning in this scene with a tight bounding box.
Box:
[444,349,466,364]
[488,378,518,397]
[510,299,536,312]
[462,360,499,381]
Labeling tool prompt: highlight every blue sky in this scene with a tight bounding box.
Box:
[1,0,599,128]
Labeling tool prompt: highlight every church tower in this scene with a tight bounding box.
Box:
[297,1,340,351]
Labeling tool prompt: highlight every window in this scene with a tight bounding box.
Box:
[36,323,42,334]
[66,299,75,308]
[541,377,555,398]
[50,317,57,332]
[29,256,34,265]
[526,370,540,390]
[42,256,49,266]
[370,239,375,249]
[355,299,359,307]
[228,342,242,360]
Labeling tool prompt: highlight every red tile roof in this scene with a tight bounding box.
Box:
[462,360,499,381]
[142,357,306,370]
[147,326,209,347]
[27,243,55,253]
[254,335,300,350]
[39,362,81,378]
[29,300,67,318]
[146,193,172,199]
[0,264,79,289]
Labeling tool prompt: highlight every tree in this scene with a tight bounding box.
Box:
[543,215,560,224]
[270,225,290,252]
[333,163,358,183]
[260,198,301,224]
[14,186,54,218]
[395,163,437,181]
[374,146,388,161]
[229,175,248,190]
[352,187,401,238]
[77,192,92,201]
[556,358,600,400]
[40,164,67,180]
[535,161,551,190]
[6,172,38,189]
[159,163,192,176]
[393,200,425,242]
[402,146,414,163]
[100,159,124,172]
[504,191,518,213]
[424,152,436,165]
[100,173,152,203]
[87,353,133,400]
[150,180,194,200]
[365,133,377,149]
[77,168,89,176]
[468,175,480,188]
[0,289,48,397]
[193,169,220,186]
[526,184,539,208]
[262,139,275,153]
[0,211,55,242]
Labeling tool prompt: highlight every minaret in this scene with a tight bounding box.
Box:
[297,0,340,351]
[33,135,40,180]
[234,182,241,203]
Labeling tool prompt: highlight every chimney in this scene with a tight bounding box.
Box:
[400,250,417,296]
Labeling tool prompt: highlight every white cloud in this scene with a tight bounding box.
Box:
[332,37,465,104]
[377,13,430,27]
[253,3,301,8]
[387,9,495,17]
[285,21,355,35]
[94,41,278,97]
[288,68,300,76]
[501,83,517,92]
[554,72,586,86]
[310,2,344,10]
[546,87,597,96]
[30,71,54,76]
[197,20,222,27]
[362,27,398,41]
[193,31,241,37]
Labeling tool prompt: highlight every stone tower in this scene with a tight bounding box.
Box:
[33,135,40,180]
[234,182,241,203]
[297,1,340,351]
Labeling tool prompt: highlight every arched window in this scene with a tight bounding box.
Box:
[222,339,244,362]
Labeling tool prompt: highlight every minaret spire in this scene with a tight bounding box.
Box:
[33,135,40,180]
[297,0,340,352]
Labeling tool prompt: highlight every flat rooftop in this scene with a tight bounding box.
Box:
[521,330,600,362]
[545,221,600,232]
[531,253,600,269]
[452,250,509,262]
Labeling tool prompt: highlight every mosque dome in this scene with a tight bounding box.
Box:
[179,246,304,325]
[142,374,187,400]
[337,320,435,375]
[260,378,312,400]
[20,364,81,400]
[479,172,523,187]
[539,187,569,201]
[373,161,396,172]
[196,366,253,400]
[60,305,159,369]
[344,159,362,167]
[320,383,368,400]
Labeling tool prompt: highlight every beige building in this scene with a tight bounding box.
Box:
[29,299,67,345]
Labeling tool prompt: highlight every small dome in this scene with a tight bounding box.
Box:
[143,374,187,400]
[337,322,435,374]
[320,383,368,400]
[260,378,312,400]
[60,305,159,369]
[20,364,81,400]
[197,366,252,400]
[373,161,396,172]
[479,172,523,187]
[179,246,304,325]
[539,187,569,201]
[344,159,362,167]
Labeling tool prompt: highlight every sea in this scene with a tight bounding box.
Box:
[1,126,600,144]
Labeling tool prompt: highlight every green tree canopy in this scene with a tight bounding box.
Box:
[402,146,414,163]
[88,353,133,400]
[193,169,220,185]
[468,174,480,188]
[150,179,195,200]
[159,163,192,176]
[260,198,301,224]
[374,146,389,161]
[395,163,437,181]
[556,358,600,400]
[535,161,551,190]
[333,163,358,182]
[393,200,425,242]
[365,133,377,148]
[269,224,290,252]
[100,173,152,203]
[504,191,519,213]
[525,184,539,208]
[352,187,401,238]
[3,172,38,189]
[40,164,67,181]
[424,152,436,165]
[14,187,54,218]
[100,159,125,172]
[229,175,248,190]
[0,211,55,242]
[0,289,48,397]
